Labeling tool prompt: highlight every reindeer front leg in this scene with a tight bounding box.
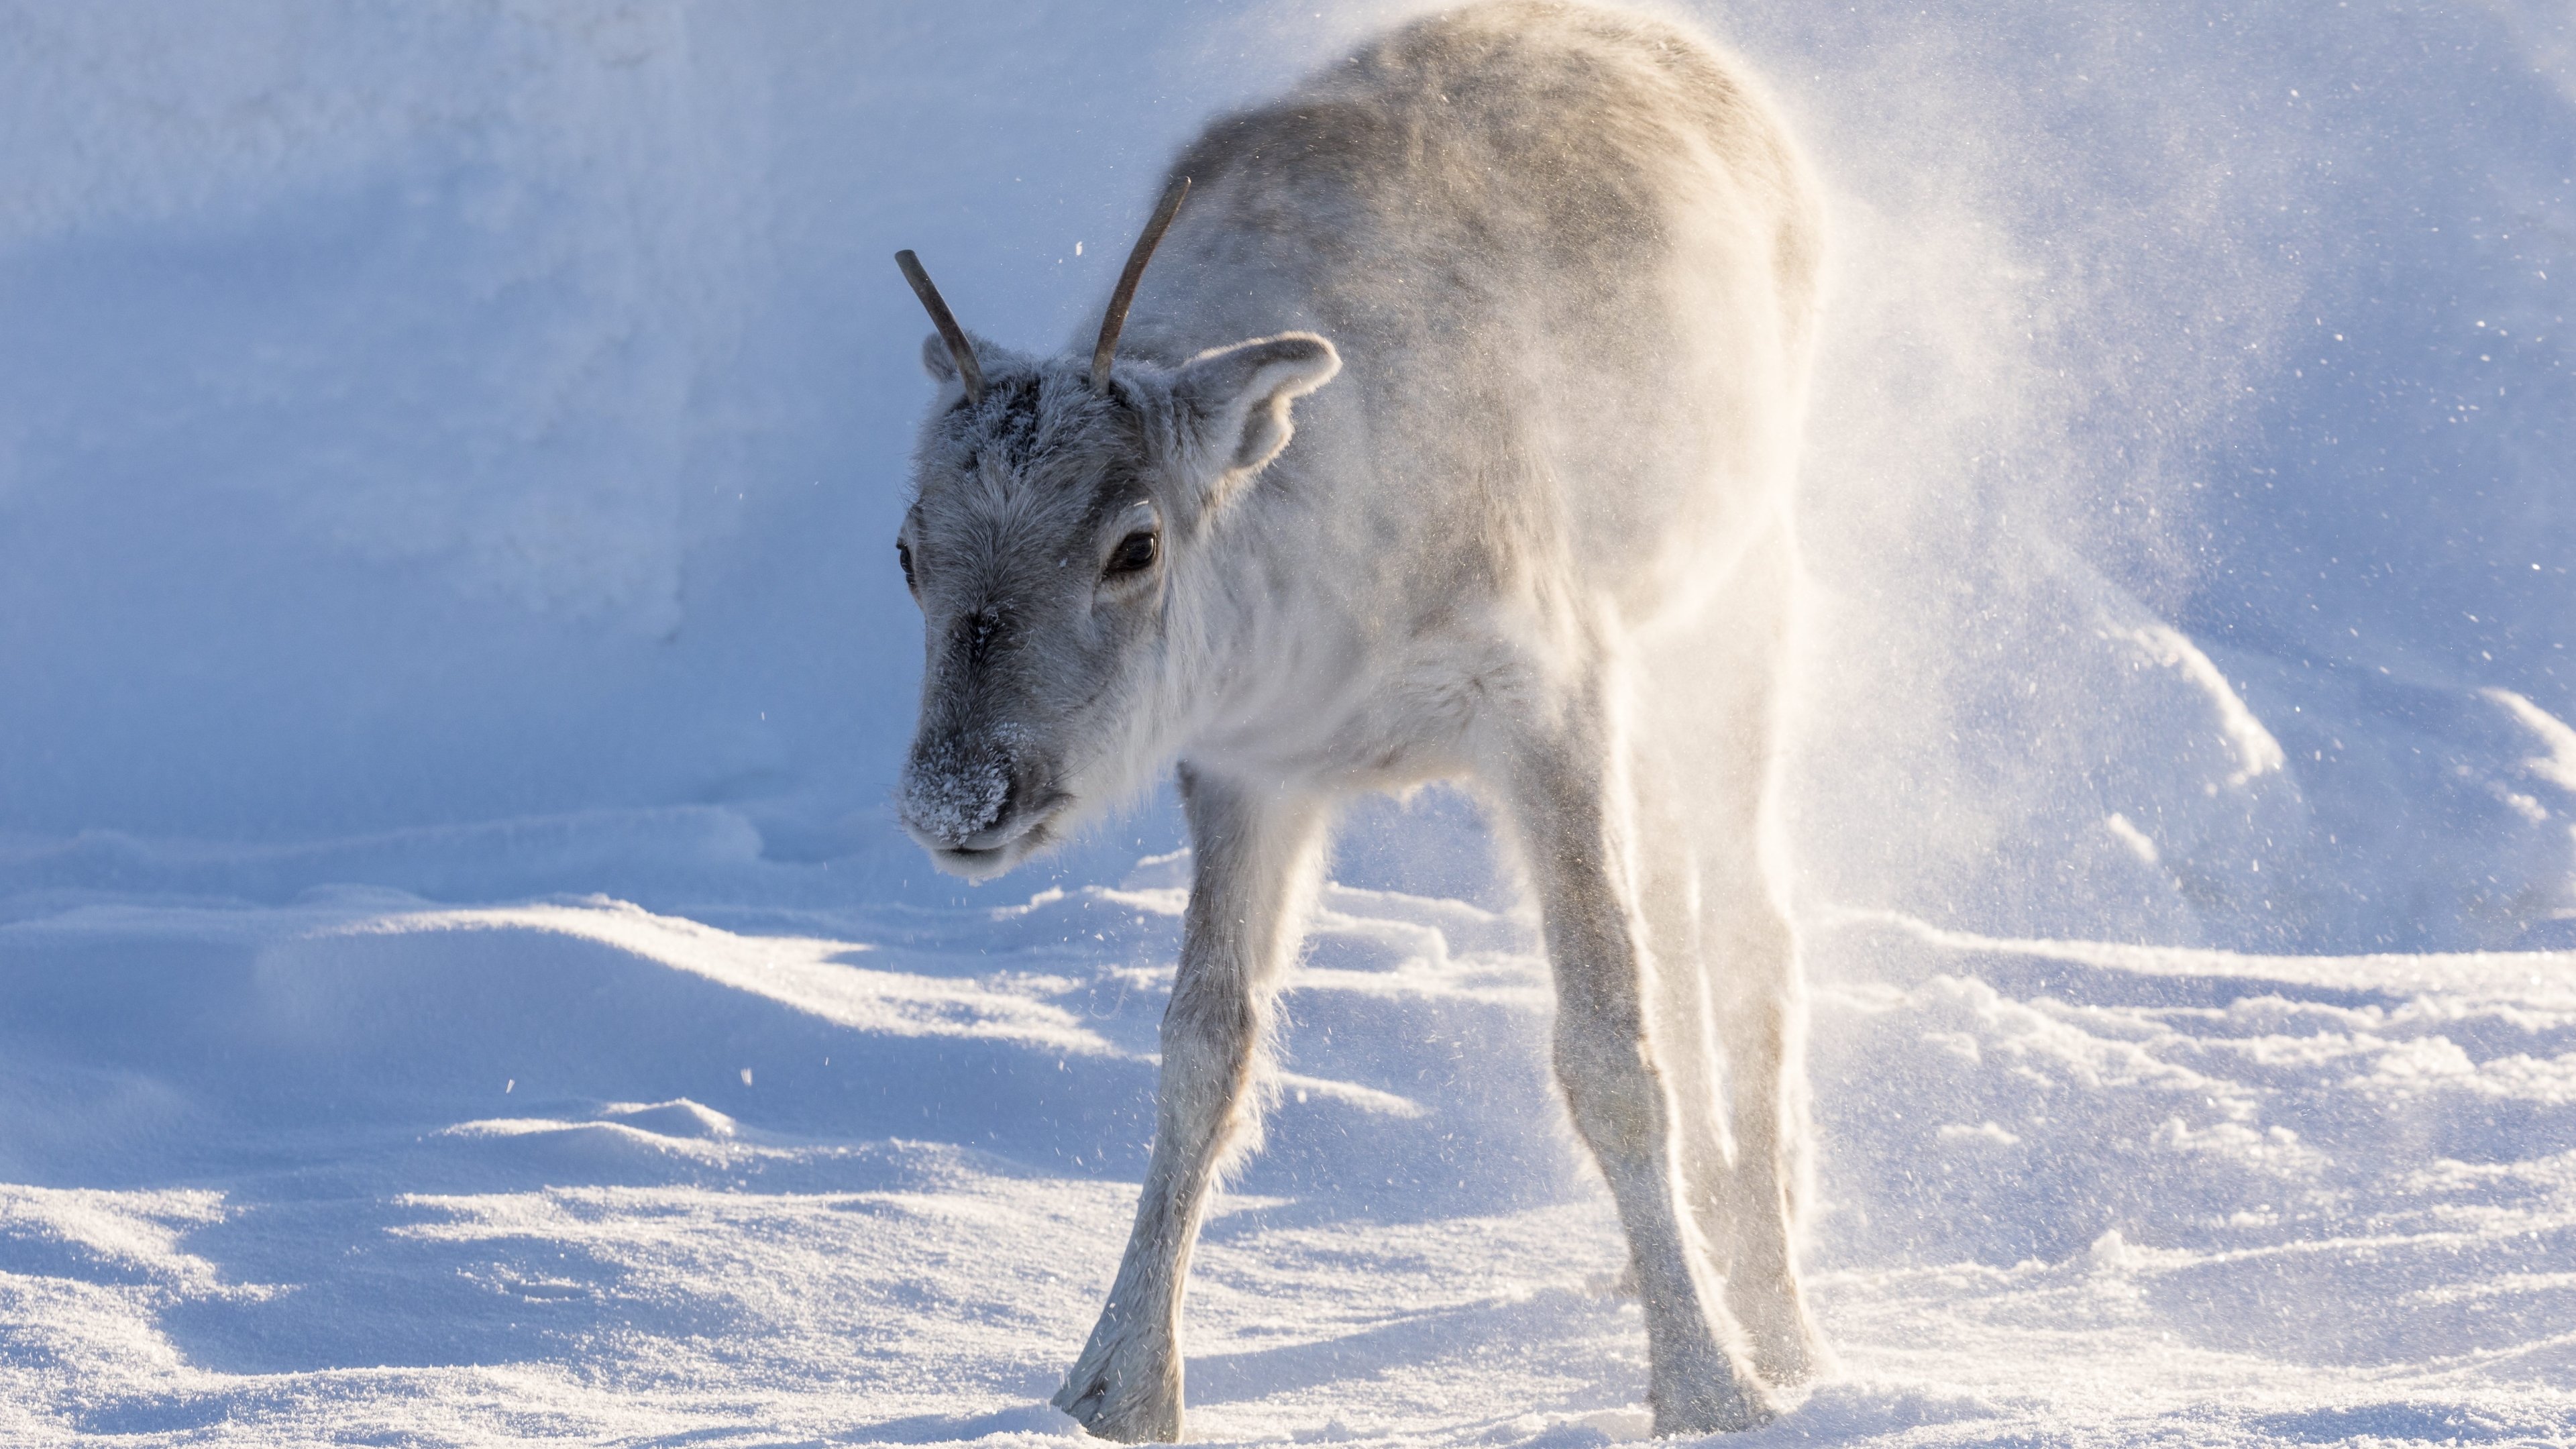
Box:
[1055,767,1330,1442]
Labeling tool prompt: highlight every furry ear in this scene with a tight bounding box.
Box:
[921,331,961,385]
[1174,333,1341,479]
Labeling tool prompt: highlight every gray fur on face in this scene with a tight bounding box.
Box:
[896,337,1336,877]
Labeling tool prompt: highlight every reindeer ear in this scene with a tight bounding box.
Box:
[1174,333,1340,478]
[921,332,960,384]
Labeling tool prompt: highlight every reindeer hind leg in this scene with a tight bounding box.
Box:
[1495,679,1772,1434]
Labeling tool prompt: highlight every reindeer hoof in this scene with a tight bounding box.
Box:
[1650,1382,1774,1438]
[1727,1272,1827,1390]
[1648,1335,1776,1437]
[1746,1326,1823,1391]
[1053,1349,1182,1442]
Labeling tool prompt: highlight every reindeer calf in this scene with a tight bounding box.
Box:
[889,3,1825,1436]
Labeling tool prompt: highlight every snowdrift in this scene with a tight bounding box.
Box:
[7,882,2575,1442]
[3,0,2575,1443]
[1,0,2569,948]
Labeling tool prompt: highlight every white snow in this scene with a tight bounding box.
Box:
[3,0,2574,1443]
[7,886,2576,1444]
[2489,689,2576,797]
[2118,625,2288,788]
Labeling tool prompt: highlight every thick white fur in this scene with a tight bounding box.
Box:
[894,2,1825,1438]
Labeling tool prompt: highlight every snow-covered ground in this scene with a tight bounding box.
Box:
[9,871,2576,1444]
[3,0,2573,1444]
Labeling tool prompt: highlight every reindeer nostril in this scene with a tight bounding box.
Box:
[900,739,1015,847]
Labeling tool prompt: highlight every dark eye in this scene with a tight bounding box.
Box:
[896,539,917,590]
[1104,529,1158,579]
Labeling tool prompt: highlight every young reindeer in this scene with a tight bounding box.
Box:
[889,2,1824,1438]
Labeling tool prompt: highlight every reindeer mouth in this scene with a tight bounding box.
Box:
[912,788,1072,879]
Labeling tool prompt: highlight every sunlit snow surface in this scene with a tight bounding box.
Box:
[5,0,2576,1442]
[4,859,2573,1446]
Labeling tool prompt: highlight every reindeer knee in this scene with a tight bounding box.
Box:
[1553,1008,1666,1164]
[1163,969,1256,1068]
[1155,974,1265,1157]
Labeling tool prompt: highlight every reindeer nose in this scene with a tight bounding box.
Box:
[899,737,1018,848]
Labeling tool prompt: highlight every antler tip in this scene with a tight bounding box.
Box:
[1090,174,1196,388]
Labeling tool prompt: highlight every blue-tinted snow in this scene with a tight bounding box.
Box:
[1,1,2573,1444]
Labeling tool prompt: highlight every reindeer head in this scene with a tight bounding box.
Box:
[891,178,1340,878]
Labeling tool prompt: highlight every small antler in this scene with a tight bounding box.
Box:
[1090,174,1192,389]
[896,249,984,405]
